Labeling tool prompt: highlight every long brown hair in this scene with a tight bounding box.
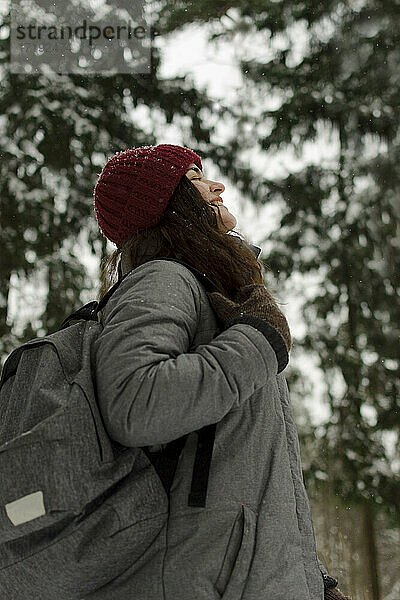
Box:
[98,175,269,301]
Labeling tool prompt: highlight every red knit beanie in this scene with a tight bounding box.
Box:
[93,143,203,246]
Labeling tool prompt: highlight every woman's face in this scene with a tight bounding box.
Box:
[185,163,237,232]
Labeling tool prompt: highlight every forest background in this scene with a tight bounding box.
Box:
[1,1,399,598]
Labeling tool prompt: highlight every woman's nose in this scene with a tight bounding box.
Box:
[209,180,225,194]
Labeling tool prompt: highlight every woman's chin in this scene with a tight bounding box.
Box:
[223,215,237,231]
[213,205,237,232]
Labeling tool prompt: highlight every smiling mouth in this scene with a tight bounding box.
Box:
[210,200,224,206]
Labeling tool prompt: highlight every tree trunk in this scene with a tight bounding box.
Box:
[362,501,381,600]
[0,272,12,358]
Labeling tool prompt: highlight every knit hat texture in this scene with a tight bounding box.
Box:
[94,144,203,246]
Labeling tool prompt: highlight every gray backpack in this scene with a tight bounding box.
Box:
[0,258,218,599]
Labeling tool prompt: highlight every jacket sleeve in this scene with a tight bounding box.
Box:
[94,260,280,447]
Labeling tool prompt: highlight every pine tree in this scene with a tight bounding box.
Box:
[240,0,400,519]
[0,2,221,357]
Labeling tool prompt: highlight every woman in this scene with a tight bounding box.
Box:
[93,144,350,599]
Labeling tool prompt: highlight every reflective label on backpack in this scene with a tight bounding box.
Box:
[5,491,46,526]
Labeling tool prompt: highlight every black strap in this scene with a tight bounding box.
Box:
[59,301,99,329]
[188,423,217,508]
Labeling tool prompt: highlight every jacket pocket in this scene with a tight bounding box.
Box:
[215,504,257,600]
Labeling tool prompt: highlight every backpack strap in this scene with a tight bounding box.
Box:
[59,280,122,329]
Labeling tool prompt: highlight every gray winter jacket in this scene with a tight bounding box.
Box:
[93,244,333,600]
